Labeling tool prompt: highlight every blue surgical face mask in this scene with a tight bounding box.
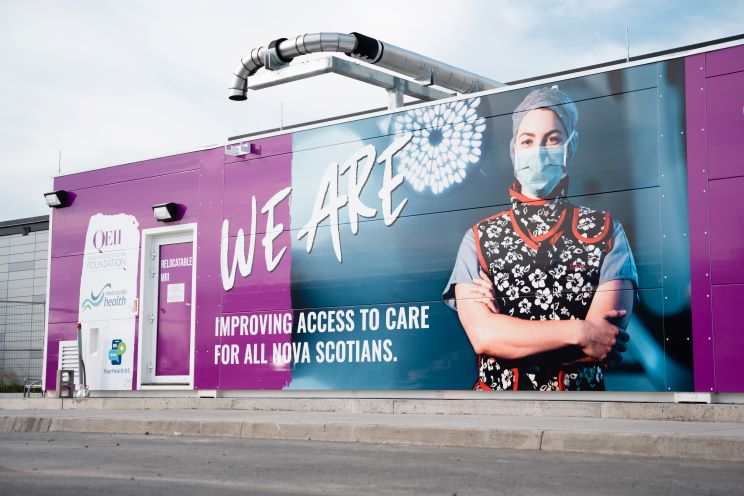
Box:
[513,131,574,199]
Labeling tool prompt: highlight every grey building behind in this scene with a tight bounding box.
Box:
[0,216,49,390]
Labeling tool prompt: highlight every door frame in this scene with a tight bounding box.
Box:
[136,223,197,390]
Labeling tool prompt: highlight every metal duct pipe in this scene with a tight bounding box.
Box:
[229,32,503,101]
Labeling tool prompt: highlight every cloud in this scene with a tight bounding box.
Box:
[1,0,743,220]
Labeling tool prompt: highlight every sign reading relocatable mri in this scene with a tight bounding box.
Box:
[44,41,744,393]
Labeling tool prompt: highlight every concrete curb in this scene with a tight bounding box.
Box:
[3,398,744,423]
[3,414,743,462]
[539,430,744,461]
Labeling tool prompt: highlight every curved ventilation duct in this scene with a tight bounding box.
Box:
[229,32,503,101]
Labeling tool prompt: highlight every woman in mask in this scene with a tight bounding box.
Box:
[442,87,638,391]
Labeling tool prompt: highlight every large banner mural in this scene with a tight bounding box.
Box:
[217,58,691,392]
[46,44,744,393]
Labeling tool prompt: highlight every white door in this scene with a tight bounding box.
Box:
[138,226,196,386]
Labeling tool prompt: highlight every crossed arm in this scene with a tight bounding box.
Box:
[454,274,634,364]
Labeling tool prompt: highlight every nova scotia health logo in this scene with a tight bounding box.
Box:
[81,283,112,311]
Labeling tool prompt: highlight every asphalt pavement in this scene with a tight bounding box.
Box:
[2,431,743,496]
[2,398,744,462]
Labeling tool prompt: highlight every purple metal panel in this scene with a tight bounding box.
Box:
[192,148,224,390]
[193,135,293,390]
[709,177,744,285]
[706,44,744,78]
[155,242,193,376]
[711,284,744,392]
[706,70,744,180]
[51,170,200,258]
[221,155,292,312]
[46,149,212,391]
[685,54,715,392]
[47,254,84,324]
[223,155,294,239]
[54,151,201,191]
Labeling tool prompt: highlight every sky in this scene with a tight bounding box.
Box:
[1,0,742,221]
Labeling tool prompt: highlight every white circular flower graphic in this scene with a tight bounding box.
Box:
[391,97,487,194]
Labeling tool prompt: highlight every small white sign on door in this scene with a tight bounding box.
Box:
[167,283,185,303]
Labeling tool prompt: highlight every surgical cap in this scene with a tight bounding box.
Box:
[509,87,579,163]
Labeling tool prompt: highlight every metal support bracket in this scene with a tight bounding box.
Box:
[247,56,455,110]
[387,77,405,109]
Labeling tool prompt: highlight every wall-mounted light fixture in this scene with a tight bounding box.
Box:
[44,190,69,208]
[152,202,178,222]
[225,141,260,157]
